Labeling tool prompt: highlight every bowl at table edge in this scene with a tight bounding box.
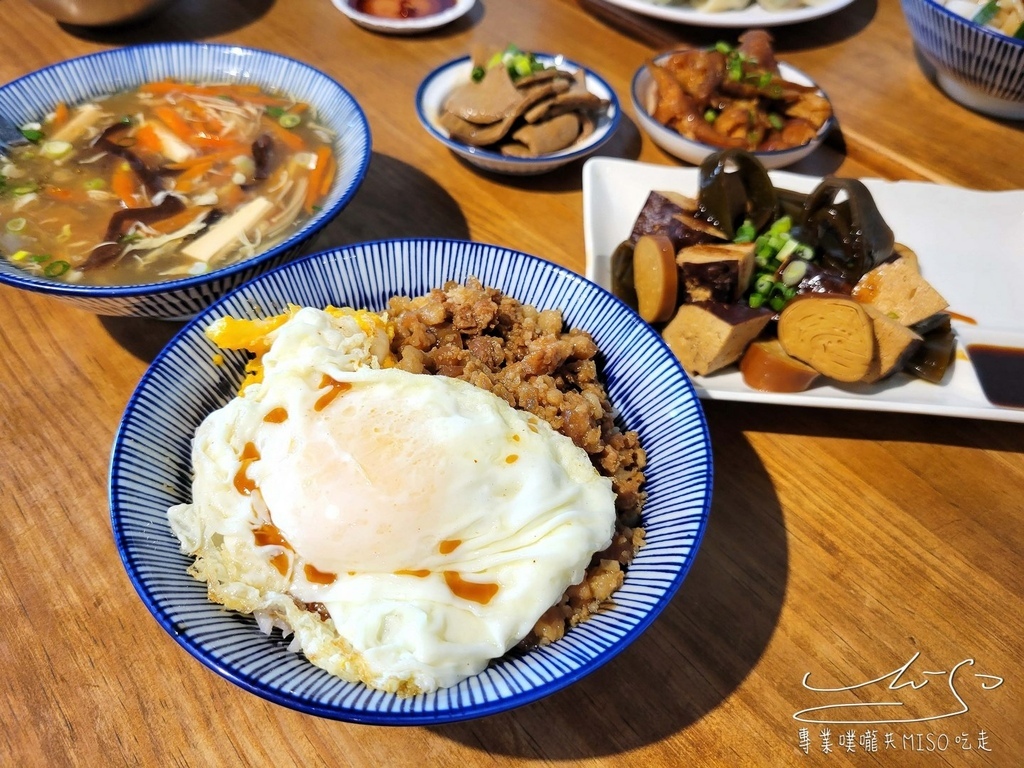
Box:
[0,42,371,321]
[901,0,1024,119]
[631,54,836,169]
[24,0,174,26]
[330,0,476,34]
[415,54,621,175]
[110,238,713,724]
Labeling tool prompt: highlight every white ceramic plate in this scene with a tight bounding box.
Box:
[632,58,835,169]
[330,0,475,34]
[599,0,856,27]
[583,158,1024,423]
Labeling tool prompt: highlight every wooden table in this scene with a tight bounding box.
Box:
[2,0,1022,764]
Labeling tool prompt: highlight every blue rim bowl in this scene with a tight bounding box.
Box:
[415,54,621,176]
[901,0,1024,119]
[0,42,372,320]
[110,237,713,724]
[632,53,837,169]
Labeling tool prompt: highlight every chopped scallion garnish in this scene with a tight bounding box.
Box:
[43,259,70,277]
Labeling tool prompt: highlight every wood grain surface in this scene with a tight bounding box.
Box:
[1,0,1022,765]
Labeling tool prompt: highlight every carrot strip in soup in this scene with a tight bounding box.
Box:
[192,134,247,151]
[165,143,250,170]
[305,146,334,213]
[147,207,209,234]
[153,106,196,143]
[53,101,70,128]
[111,162,139,208]
[319,152,336,197]
[134,123,164,154]
[261,117,305,152]
[173,160,215,193]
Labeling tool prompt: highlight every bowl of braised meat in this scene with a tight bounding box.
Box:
[632,31,835,169]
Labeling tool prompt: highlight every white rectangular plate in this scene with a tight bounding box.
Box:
[583,157,1024,423]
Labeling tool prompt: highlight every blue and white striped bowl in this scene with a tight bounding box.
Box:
[111,238,713,724]
[0,43,371,320]
[416,55,620,175]
[902,0,1024,119]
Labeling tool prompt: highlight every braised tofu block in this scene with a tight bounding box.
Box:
[777,295,876,383]
[740,338,821,393]
[860,304,923,383]
[676,242,755,303]
[662,301,773,376]
[852,256,948,327]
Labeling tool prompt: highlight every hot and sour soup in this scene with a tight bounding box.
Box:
[0,80,336,286]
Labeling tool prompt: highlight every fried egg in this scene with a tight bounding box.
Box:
[169,306,616,694]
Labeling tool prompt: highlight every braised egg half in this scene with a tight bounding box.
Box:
[169,306,616,694]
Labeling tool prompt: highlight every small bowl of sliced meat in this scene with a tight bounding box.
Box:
[632,31,836,170]
[416,46,620,175]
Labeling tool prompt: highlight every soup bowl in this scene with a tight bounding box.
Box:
[111,238,713,723]
[0,43,371,320]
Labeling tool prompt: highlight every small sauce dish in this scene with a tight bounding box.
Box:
[331,0,475,34]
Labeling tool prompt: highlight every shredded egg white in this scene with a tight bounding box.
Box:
[169,306,617,694]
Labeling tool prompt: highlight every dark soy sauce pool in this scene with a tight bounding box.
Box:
[966,344,1024,409]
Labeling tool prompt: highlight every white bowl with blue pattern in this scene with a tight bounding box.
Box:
[902,0,1024,119]
[110,238,713,724]
[415,55,620,175]
[0,43,371,320]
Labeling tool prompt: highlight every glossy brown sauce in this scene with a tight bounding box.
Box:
[263,406,289,423]
[253,522,290,548]
[352,0,455,18]
[315,374,351,412]
[505,454,519,464]
[269,553,291,576]
[233,442,260,495]
[438,539,461,555]
[967,344,1024,409]
[303,563,337,585]
[253,523,293,576]
[443,571,499,605]
[395,569,430,578]
[947,311,977,325]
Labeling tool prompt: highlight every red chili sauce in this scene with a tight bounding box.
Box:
[352,0,455,18]
[967,344,1024,409]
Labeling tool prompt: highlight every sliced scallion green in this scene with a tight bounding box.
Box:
[278,113,301,129]
[734,219,757,243]
[43,259,70,277]
[972,0,999,25]
[6,217,26,232]
[40,140,73,160]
